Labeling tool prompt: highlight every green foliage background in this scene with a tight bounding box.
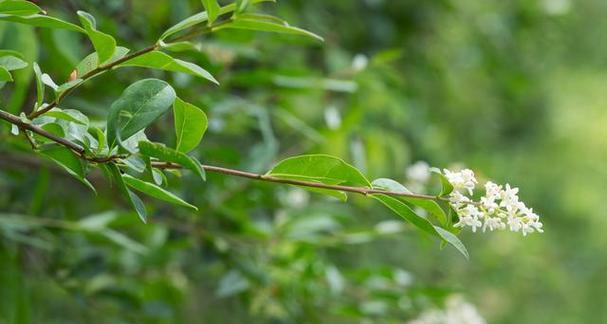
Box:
[1,0,604,322]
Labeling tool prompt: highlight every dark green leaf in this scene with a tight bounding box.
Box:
[372,178,447,225]
[138,141,206,181]
[174,97,208,153]
[120,51,218,84]
[106,163,147,223]
[40,145,95,193]
[106,79,176,147]
[372,194,468,258]
[122,174,198,211]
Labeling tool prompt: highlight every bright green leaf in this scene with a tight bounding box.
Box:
[75,46,130,77]
[32,62,44,108]
[119,51,218,84]
[106,79,176,147]
[0,1,42,16]
[431,168,454,197]
[216,14,323,42]
[138,141,206,181]
[0,14,86,33]
[122,174,198,211]
[159,0,274,40]
[174,97,207,153]
[201,0,221,25]
[0,66,12,81]
[77,11,117,64]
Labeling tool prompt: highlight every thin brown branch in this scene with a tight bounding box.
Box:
[28,44,160,119]
[152,162,442,201]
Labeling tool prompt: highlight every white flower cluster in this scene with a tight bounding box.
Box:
[443,169,543,236]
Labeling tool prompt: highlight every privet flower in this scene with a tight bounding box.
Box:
[443,169,543,236]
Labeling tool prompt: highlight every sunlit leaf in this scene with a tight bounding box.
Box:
[0,0,42,16]
[122,174,198,211]
[0,14,85,33]
[174,97,208,153]
[201,0,221,25]
[216,14,323,41]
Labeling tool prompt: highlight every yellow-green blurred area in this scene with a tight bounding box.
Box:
[1,0,606,323]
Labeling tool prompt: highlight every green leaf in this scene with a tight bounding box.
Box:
[122,174,198,211]
[106,79,176,147]
[75,46,130,77]
[372,178,447,225]
[216,14,323,42]
[106,163,147,223]
[267,154,370,200]
[0,53,28,71]
[431,168,454,197]
[159,0,274,40]
[0,14,86,33]
[32,62,44,108]
[201,0,221,25]
[77,11,117,64]
[372,194,468,259]
[174,97,207,153]
[119,51,218,84]
[138,141,206,181]
[0,1,42,16]
[40,145,95,193]
[0,66,12,81]
[268,154,370,187]
[44,108,88,125]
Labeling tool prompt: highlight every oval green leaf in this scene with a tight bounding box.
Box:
[122,174,198,211]
[174,97,208,153]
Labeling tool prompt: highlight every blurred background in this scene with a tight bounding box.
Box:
[1,0,605,322]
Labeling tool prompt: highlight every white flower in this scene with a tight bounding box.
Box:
[445,176,543,236]
[443,168,477,195]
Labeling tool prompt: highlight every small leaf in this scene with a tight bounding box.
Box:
[431,168,454,197]
[0,14,86,33]
[216,14,323,42]
[174,97,207,153]
[32,62,44,108]
[372,194,468,259]
[106,163,147,223]
[138,141,206,181]
[77,11,117,64]
[76,46,130,77]
[40,145,95,193]
[123,174,198,211]
[120,51,218,84]
[106,79,176,147]
[0,1,42,16]
[159,0,274,40]
[201,0,221,25]
[0,66,12,81]
[44,108,88,125]
[0,53,28,71]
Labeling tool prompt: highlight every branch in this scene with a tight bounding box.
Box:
[27,44,159,119]
[152,162,441,200]
[0,109,441,202]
